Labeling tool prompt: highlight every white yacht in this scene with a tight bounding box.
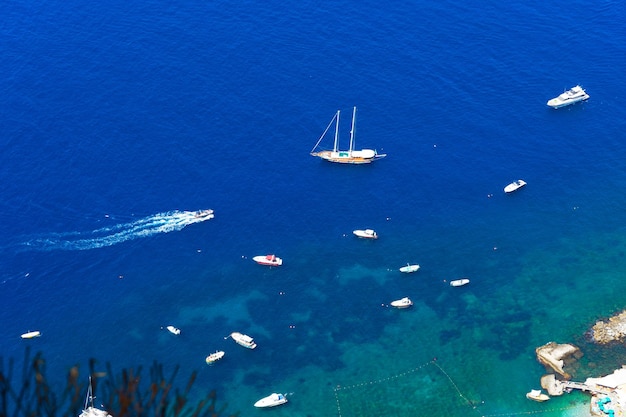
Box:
[504,180,526,193]
[254,393,288,408]
[20,330,41,339]
[228,332,257,349]
[390,297,413,308]
[353,229,378,239]
[547,85,589,108]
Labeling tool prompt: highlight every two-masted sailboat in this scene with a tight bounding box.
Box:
[310,107,386,164]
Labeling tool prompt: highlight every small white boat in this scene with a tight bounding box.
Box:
[399,264,420,273]
[205,351,225,364]
[504,180,526,193]
[252,254,283,266]
[547,85,589,108]
[526,389,550,402]
[20,331,41,339]
[390,297,413,308]
[450,278,470,287]
[254,393,288,408]
[166,326,181,335]
[193,209,214,219]
[228,332,257,349]
[353,229,378,239]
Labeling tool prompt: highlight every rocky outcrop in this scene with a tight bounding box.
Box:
[589,310,626,344]
[535,342,583,379]
[541,373,565,396]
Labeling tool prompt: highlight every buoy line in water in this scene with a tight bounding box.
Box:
[332,360,583,417]
[333,360,484,417]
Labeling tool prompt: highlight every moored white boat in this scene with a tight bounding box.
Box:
[166,325,181,335]
[450,278,470,287]
[252,254,283,266]
[353,229,378,239]
[20,330,41,339]
[205,351,225,364]
[547,85,589,108]
[310,107,386,164]
[254,393,288,408]
[504,180,526,193]
[390,297,413,308]
[228,332,257,349]
[526,389,550,402]
[399,264,420,273]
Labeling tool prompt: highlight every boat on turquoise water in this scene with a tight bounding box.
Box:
[310,106,386,164]
[20,330,41,339]
[353,229,378,239]
[254,393,288,408]
[390,297,413,308]
[166,325,181,335]
[228,332,257,349]
[252,254,283,266]
[80,377,112,417]
[504,179,526,193]
[526,389,550,402]
[399,264,420,273]
[547,85,589,108]
[205,351,225,364]
[450,278,470,287]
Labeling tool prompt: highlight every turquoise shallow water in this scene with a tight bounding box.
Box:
[1,0,625,416]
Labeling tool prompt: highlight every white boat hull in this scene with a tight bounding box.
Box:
[166,326,181,335]
[20,331,41,339]
[205,351,225,364]
[390,297,413,308]
[547,86,589,108]
[230,332,257,349]
[504,180,526,193]
[450,279,470,287]
[353,229,377,239]
[399,264,420,273]
[252,255,283,266]
[254,393,288,408]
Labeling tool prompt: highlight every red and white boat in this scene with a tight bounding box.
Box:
[252,254,283,266]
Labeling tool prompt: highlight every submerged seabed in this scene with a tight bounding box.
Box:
[1,0,626,416]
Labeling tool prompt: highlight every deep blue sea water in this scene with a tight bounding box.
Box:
[1,0,625,416]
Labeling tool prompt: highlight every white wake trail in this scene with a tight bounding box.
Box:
[21,210,214,251]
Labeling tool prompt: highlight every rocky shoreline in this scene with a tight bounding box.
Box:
[528,309,626,416]
[588,310,626,344]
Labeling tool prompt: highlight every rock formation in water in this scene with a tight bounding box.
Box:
[535,342,582,379]
[588,310,626,344]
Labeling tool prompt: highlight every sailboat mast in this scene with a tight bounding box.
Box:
[349,106,357,152]
[333,110,340,152]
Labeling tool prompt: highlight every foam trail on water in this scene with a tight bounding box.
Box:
[20,210,214,251]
